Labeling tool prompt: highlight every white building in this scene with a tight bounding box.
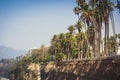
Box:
[117,47,120,55]
[1,77,9,80]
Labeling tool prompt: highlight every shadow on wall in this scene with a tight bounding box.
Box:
[40,56,120,80]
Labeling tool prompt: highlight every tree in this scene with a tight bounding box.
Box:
[100,0,114,56]
[76,32,86,59]
[74,6,80,19]
[87,24,95,57]
[27,45,49,63]
[75,20,86,59]
[68,25,75,34]
[50,35,60,56]
[74,0,117,58]
[108,36,118,55]
[75,20,84,33]
[74,0,100,58]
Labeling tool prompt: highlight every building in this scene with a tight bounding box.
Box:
[117,47,120,55]
[0,77,9,80]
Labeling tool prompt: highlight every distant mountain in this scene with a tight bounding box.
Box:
[0,46,26,60]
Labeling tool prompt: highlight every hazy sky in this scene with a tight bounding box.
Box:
[0,0,120,50]
[0,0,78,50]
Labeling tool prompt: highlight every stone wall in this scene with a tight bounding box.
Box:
[40,56,120,80]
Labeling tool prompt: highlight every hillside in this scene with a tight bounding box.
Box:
[40,56,120,80]
[0,46,26,60]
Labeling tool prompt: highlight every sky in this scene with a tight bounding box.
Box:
[0,0,78,50]
[0,0,120,50]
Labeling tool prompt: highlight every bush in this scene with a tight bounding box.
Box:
[56,53,66,61]
[43,56,51,62]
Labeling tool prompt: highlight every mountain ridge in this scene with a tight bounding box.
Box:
[0,45,26,60]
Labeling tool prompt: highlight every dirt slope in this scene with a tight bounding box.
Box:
[40,56,120,80]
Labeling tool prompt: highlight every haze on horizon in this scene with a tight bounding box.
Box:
[0,0,120,50]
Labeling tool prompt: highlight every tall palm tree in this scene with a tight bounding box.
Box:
[74,0,117,58]
[87,24,95,57]
[89,0,107,58]
[110,11,117,54]
[90,0,117,57]
[65,26,76,60]
[65,33,72,60]
[75,20,86,59]
[99,0,114,56]
[75,1,100,58]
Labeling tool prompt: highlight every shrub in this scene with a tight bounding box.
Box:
[56,53,66,61]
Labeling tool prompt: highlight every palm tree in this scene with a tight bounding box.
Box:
[75,20,86,59]
[98,0,114,56]
[74,1,100,58]
[74,0,117,58]
[68,25,75,34]
[58,33,66,54]
[90,0,117,57]
[76,32,86,59]
[87,24,95,57]
[75,20,84,33]
[92,1,103,57]
[65,33,72,60]
[50,35,60,57]
[74,6,80,19]
[64,26,76,60]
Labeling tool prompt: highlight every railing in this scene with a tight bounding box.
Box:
[62,55,120,62]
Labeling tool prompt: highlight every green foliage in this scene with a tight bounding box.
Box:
[26,45,49,63]
[70,47,78,59]
[0,59,16,78]
[68,25,75,34]
[8,56,37,80]
[118,33,120,39]
[56,53,66,61]
[43,55,51,62]
[117,33,120,46]
[108,36,118,55]
[8,45,49,79]
[7,0,120,79]
[74,6,80,15]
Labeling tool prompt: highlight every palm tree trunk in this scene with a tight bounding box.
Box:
[86,39,89,58]
[90,16,99,57]
[84,22,89,58]
[98,27,101,58]
[104,17,109,56]
[78,41,81,59]
[95,31,99,57]
[67,45,71,60]
[98,19,102,58]
[55,49,57,57]
[110,12,115,36]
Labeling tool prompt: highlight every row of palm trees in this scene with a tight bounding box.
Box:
[49,0,120,60]
[74,0,120,57]
[49,24,85,60]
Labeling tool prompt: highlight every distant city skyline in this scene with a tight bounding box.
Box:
[0,0,120,50]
